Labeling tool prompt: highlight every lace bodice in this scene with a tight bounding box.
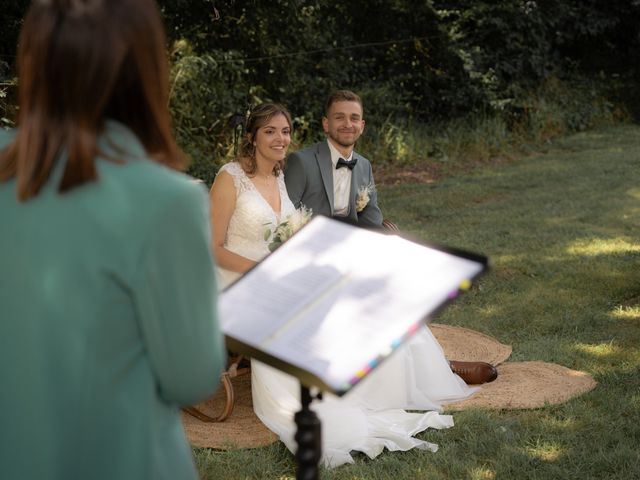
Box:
[217,162,295,287]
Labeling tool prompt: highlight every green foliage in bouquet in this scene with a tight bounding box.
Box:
[263,207,313,253]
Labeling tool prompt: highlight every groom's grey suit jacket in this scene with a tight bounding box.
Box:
[284,140,383,228]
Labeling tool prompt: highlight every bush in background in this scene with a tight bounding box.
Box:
[1,0,638,186]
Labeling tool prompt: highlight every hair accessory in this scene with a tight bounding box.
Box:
[229,101,252,157]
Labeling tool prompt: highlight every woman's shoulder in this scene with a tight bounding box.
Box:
[125,160,204,201]
[217,161,253,193]
[98,162,208,258]
[98,122,200,196]
[95,147,206,227]
[218,161,244,177]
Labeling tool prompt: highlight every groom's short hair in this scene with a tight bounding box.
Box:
[325,90,363,116]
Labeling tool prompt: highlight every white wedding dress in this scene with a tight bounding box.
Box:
[217,161,478,468]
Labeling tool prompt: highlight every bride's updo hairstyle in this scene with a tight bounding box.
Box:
[237,103,292,177]
[0,0,183,201]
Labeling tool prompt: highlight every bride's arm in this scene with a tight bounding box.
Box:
[209,170,258,273]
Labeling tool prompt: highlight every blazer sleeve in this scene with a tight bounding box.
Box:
[357,162,384,227]
[132,181,226,406]
[284,152,307,209]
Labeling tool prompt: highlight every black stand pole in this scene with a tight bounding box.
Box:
[294,384,322,480]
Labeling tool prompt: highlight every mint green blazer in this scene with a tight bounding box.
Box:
[0,122,226,480]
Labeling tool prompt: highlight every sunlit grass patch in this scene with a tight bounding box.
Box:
[626,187,640,200]
[468,465,496,479]
[523,441,565,462]
[611,305,640,320]
[540,416,581,431]
[566,238,640,257]
[574,342,621,358]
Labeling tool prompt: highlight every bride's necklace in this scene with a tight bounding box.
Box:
[253,171,276,186]
[251,170,280,213]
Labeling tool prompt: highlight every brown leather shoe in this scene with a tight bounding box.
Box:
[449,360,498,385]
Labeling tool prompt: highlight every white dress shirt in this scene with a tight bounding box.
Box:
[327,140,353,216]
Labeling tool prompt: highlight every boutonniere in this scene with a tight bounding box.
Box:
[356,183,375,213]
[264,206,313,252]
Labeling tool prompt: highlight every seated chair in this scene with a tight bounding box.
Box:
[382,218,399,232]
[182,353,250,422]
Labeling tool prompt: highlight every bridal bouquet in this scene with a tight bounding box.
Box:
[264,206,313,252]
[356,183,375,212]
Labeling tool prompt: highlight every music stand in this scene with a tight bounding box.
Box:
[219,217,488,479]
[294,385,322,480]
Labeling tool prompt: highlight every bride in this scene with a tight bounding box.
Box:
[209,103,480,468]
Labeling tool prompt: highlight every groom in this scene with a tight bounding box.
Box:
[285,89,498,385]
[285,89,383,228]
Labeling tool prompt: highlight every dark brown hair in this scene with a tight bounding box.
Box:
[0,0,183,201]
[237,103,292,177]
[324,89,363,117]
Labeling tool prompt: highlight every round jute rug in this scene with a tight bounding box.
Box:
[182,374,277,450]
[430,323,513,365]
[444,361,598,411]
[183,324,596,449]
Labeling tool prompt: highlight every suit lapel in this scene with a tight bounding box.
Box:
[315,142,335,214]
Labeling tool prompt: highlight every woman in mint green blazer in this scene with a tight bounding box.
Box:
[0,1,225,479]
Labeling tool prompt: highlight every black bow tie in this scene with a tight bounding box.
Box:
[336,157,357,170]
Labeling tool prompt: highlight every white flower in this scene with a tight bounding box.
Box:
[264,206,313,252]
[356,183,374,212]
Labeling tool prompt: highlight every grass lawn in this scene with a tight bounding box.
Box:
[194,124,640,479]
